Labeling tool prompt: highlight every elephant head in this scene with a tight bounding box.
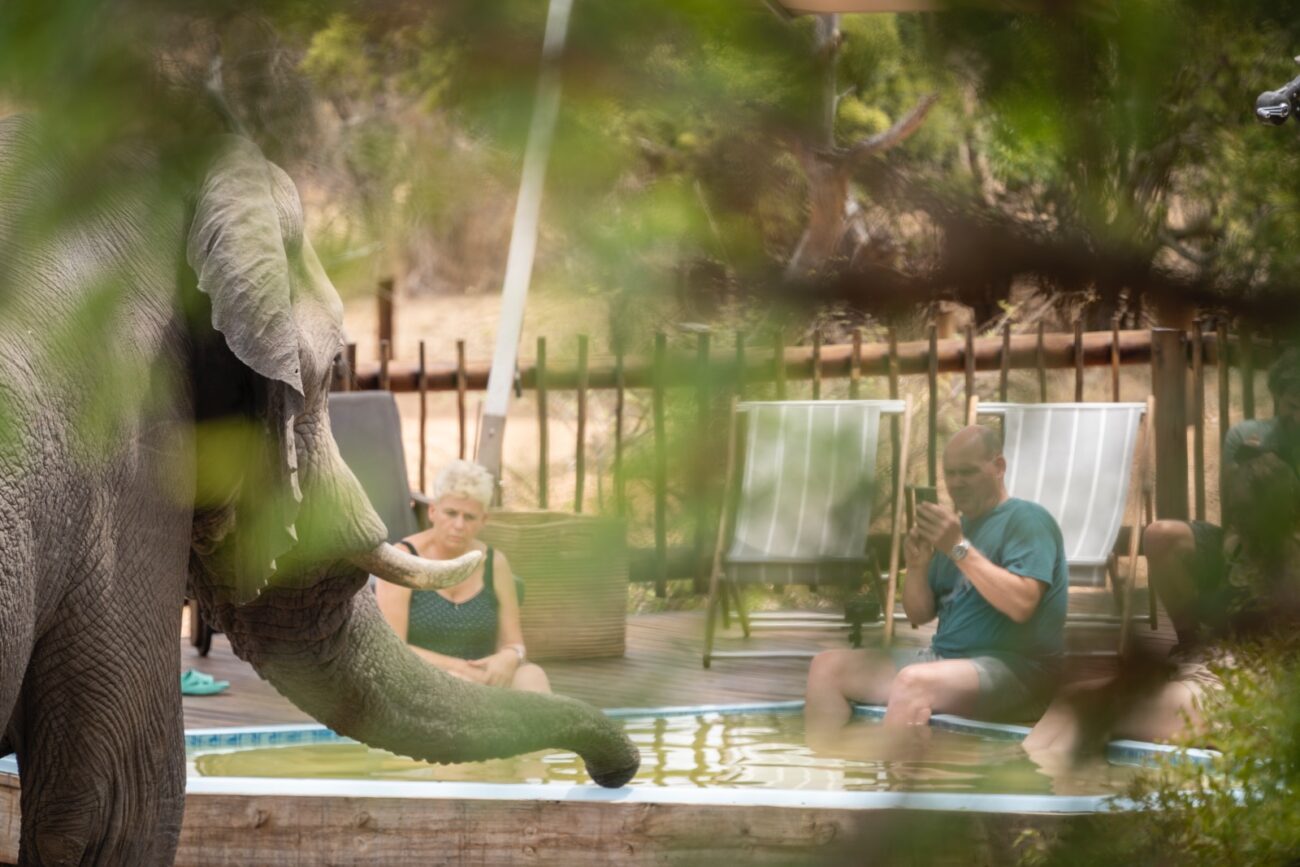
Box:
[185,136,479,601]
[181,137,639,787]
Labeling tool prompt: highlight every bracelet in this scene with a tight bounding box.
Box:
[505,643,526,663]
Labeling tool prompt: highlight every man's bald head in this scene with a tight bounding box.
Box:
[946,425,1002,462]
[942,425,1007,517]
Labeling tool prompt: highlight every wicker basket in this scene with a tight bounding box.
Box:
[481,511,627,660]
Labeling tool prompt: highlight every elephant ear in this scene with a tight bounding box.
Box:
[188,136,306,603]
[187,136,306,404]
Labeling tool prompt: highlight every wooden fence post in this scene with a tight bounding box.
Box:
[377,277,395,360]
[1217,322,1231,447]
[964,323,976,420]
[654,332,668,597]
[927,323,938,487]
[735,331,747,401]
[694,331,712,593]
[811,331,822,400]
[1073,317,1085,402]
[850,329,862,399]
[614,341,626,517]
[1111,314,1122,402]
[1241,325,1256,420]
[1191,320,1206,521]
[887,326,900,537]
[773,330,787,400]
[999,322,1011,402]
[1151,328,1189,521]
[536,337,549,509]
[456,340,468,460]
[574,334,589,513]
[1036,321,1047,402]
[418,340,428,493]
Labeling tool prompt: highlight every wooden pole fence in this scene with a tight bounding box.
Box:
[345,330,1166,395]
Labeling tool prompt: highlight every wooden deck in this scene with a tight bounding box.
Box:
[181,589,1176,730]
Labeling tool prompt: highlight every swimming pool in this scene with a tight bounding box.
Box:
[0,702,1217,865]
[182,702,1189,800]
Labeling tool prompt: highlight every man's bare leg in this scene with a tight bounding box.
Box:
[1024,678,1203,760]
[882,659,982,726]
[1022,677,1114,755]
[805,648,897,741]
[1110,681,1203,744]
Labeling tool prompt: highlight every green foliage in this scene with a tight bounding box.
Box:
[1019,636,1300,866]
[300,15,378,103]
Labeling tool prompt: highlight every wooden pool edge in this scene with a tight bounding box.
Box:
[0,772,1104,866]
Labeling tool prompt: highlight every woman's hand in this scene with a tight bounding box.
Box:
[446,658,490,685]
[469,651,519,688]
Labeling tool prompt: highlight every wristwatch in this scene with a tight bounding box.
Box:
[949,538,972,562]
[506,643,527,664]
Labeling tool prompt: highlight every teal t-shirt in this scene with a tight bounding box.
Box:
[927,497,1068,682]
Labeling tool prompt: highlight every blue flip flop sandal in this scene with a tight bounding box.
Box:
[181,668,230,696]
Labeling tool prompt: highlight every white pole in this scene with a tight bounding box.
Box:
[476,0,575,490]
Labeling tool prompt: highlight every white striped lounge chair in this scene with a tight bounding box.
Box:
[703,399,912,666]
[976,400,1154,653]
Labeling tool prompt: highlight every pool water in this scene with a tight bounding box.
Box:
[187,711,1143,796]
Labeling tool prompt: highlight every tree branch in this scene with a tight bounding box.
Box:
[842,93,939,164]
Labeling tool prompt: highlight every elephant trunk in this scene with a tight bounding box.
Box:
[200,568,640,788]
[350,543,482,591]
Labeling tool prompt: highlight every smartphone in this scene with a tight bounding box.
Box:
[906,485,939,529]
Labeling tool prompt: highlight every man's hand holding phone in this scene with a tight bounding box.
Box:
[916,501,963,554]
[904,486,939,573]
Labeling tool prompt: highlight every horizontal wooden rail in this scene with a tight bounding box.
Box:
[349,328,1196,393]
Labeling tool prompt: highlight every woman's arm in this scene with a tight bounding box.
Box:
[492,551,526,651]
[468,551,524,687]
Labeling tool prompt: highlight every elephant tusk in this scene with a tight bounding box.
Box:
[351,543,483,591]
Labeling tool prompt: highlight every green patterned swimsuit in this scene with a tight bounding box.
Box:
[399,541,499,660]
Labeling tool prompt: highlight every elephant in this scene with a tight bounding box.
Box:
[0,115,639,865]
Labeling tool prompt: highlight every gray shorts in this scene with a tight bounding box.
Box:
[891,646,1051,723]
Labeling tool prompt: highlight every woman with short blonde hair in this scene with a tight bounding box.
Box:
[375,460,549,693]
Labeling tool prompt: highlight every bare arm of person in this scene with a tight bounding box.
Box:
[469,551,524,688]
[952,547,1046,624]
[902,528,937,626]
[916,502,1046,624]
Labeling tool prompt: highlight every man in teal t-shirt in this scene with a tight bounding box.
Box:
[927,495,1068,691]
[806,425,1068,734]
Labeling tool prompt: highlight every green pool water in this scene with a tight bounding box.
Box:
[187,712,1145,796]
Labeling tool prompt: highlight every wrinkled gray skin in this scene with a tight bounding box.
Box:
[0,116,638,866]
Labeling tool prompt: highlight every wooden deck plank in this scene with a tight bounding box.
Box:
[181,588,1175,730]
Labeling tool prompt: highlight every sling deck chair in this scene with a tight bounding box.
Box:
[328,391,432,543]
[972,398,1155,656]
[702,398,913,667]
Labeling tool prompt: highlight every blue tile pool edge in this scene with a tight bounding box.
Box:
[0,700,1220,814]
